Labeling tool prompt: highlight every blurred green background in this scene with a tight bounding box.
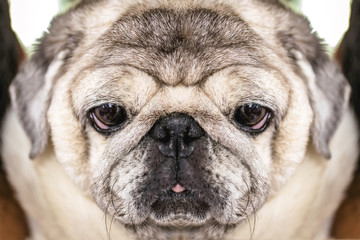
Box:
[8,0,351,54]
[59,0,79,11]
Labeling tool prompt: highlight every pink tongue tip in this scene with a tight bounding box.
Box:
[171,183,186,193]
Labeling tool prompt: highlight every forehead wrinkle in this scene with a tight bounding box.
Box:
[93,62,165,87]
[96,7,264,86]
[200,64,290,122]
[230,69,287,105]
[72,65,159,124]
[230,67,291,127]
[136,86,225,127]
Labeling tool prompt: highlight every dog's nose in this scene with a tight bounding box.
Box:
[149,113,204,159]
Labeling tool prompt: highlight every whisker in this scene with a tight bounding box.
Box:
[243,180,256,240]
[104,178,120,240]
[249,191,258,240]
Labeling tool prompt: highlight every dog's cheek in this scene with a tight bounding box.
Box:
[90,139,151,224]
[253,129,276,176]
[204,140,270,224]
[48,76,93,193]
[86,130,109,175]
[270,72,314,191]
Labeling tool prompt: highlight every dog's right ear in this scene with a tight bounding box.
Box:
[10,12,83,159]
[277,10,350,159]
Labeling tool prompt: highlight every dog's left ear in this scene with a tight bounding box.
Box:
[277,14,350,159]
[10,12,83,159]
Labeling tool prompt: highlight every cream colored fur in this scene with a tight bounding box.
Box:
[229,107,359,239]
[2,108,133,240]
[2,105,358,240]
[2,0,359,239]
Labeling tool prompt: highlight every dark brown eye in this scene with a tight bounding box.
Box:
[89,103,127,132]
[234,103,271,133]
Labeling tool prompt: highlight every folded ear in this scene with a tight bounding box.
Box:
[10,12,83,159]
[277,14,350,159]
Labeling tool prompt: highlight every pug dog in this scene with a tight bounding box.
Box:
[1,0,359,239]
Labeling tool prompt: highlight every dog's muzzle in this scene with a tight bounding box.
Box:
[141,113,212,222]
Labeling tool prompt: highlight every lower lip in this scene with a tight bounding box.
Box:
[150,194,210,223]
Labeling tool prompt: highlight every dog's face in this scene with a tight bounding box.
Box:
[11,0,349,239]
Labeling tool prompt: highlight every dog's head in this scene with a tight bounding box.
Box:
[11,0,349,238]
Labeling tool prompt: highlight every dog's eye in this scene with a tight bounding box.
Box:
[89,103,127,132]
[234,103,271,133]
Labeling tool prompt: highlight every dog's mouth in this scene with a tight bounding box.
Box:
[149,183,211,225]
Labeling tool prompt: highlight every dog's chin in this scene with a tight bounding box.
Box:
[149,190,211,226]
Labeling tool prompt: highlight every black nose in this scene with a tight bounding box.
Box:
[149,113,204,159]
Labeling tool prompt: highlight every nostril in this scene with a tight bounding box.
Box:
[183,135,197,145]
[149,125,167,141]
[184,126,204,144]
[187,123,204,139]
